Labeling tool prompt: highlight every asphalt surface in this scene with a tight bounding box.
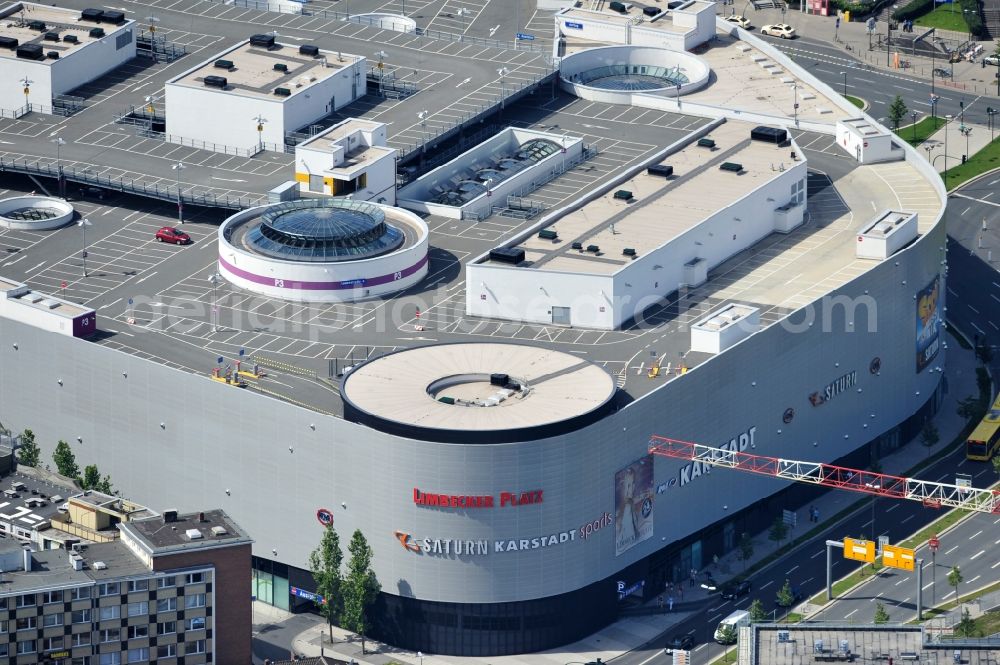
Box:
[760,34,997,127]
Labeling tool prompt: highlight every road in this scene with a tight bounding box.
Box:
[761,34,996,127]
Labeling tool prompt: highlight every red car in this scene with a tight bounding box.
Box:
[155,227,191,245]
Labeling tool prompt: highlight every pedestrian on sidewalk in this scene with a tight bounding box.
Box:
[689,568,697,587]
[678,584,684,600]
[814,506,820,522]
[668,594,675,611]
[659,595,665,610]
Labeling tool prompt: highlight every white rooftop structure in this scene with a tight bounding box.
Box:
[295,118,398,203]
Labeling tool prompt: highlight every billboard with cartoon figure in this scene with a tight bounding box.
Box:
[615,455,654,556]
[916,276,941,373]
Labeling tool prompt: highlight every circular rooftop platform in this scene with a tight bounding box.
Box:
[218,198,428,303]
[0,196,75,231]
[341,343,617,443]
[560,45,711,100]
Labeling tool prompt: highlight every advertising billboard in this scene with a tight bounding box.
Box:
[615,455,654,556]
[916,276,941,373]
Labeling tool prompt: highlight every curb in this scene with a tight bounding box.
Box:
[945,164,1000,194]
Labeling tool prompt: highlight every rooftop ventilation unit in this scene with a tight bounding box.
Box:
[0,36,17,49]
[249,33,275,49]
[88,27,105,38]
[163,509,178,523]
[43,31,60,41]
[643,6,660,16]
[92,561,107,570]
[27,20,47,31]
[204,75,228,88]
[15,43,44,60]
[750,126,787,144]
[69,553,83,571]
[100,10,125,24]
[299,44,319,56]
[273,62,288,72]
[63,34,78,44]
[214,59,234,69]
[647,164,673,178]
[185,528,203,540]
[211,526,228,537]
[490,373,509,387]
[80,8,103,22]
[274,87,291,96]
[489,247,525,265]
[47,51,59,59]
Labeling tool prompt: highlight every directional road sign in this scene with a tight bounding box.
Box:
[843,537,876,563]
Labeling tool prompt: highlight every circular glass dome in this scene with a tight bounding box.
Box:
[245,199,404,262]
[576,64,690,91]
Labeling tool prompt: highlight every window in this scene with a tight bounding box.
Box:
[185,593,206,609]
[43,590,63,604]
[0,643,7,656]
[128,601,148,617]
[185,572,205,585]
[157,644,176,658]
[17,639,35,655]
[127,647,149,663]
[156,598,177,613]
[72,586,92,600]
[115,28,132,50]
[157,621,176,635]
[72,659,88,665]
[72,609,91,624]
[187,616,205,631]
[128,579,149,592]
[185,639,206,654]
[43,613,64,627]
[99,582,120,597]
[100,653,121,665]
[156,576,176,589]
[99,628,120,643]
[127,625,148,639]
[72,632,91,647]
[16,617,36,631]
[99,605,121,620]
[44,636,64,651]
[0,620,6,633]
[15,593,35,608]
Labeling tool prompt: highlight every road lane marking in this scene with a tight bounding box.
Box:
[894,578,907,586]
[787,565,799,575]
[970,530,983,539]
[844,609,858,618]
[901,515,914,524]
[969,304,980,314]
[992,560,1000,569]
[709,613,722,623]
[760,581,774,590]
[969,550,985,560]
[945,545,959,555]
[922,582,934,590]
[134,271,158,285]
[25,261,47,273]
[885,504,899,513]
[969,575,981,584]
[812,550,824,559]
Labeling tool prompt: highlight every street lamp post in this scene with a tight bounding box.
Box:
[960,125,972,162]
[77,218,92,278]
[253,114,267,152]
[841,70,847,96]
[791,82,798,126]
[51,137,65,197]
[456,7,469,37]
[20,76,32,111]
[988,107,998,141]
[373,51,387,96]
[417,110,428,141]
[911,110,918,142]
[147,16,159,62]
[930,94,939,122]
[171,162,186,224]
[943,114,952,184]
[208,272,222,332]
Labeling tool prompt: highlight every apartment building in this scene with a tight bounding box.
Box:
[0,508,252,664]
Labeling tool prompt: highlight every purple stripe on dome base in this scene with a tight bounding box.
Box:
[218,253,428,290]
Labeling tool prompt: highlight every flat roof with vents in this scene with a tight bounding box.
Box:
[169,38,361,101]
[119,509,252,555]
[0,2,134,64]
[1,278,92,318]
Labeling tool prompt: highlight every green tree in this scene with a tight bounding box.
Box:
[948,566,964,607]
[748,598,767,623]
[52,440,79,479]
[341,530,381,655]
[308,525,344,641]
[97,474,114,495]
[956,608,978,637]
[920,421,939,456]
[888,95,908,131]
[80,464,101,490]
[776,579,794,607]
[17,429,40,467]
[738,532,755,571]
[768,516,788,548]
[957,395,984,420]
[991,454,1000,478]
[873,601,890,624]
[717,623,738,649]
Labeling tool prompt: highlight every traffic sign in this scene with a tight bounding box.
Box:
[61,281,67,289]
[929,535,940,552]
[516,32,535,40]
[128,297,134,305]
[239,348,245,357]
[882,544,915,571]
[217,356,224,364]
[843,537,876,563]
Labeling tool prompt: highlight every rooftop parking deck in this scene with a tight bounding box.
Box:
[0,2,129,64]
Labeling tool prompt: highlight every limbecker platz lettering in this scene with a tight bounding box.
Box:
[413,488,543,509]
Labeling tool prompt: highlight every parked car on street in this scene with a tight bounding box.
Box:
[724,14,752,28]
[665,634,695,652]
[721,579,752,600]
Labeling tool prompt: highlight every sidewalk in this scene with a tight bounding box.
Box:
[721,4,1000,98]
[915,119,993,171]
[288,341,981,665]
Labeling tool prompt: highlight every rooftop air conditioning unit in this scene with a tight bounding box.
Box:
[92,561,107,570]
[100,10,125,24]
[15,43,44,60]
[0,36,18,49]
[27,20,47,31]
[204,75,228,88]
[249,33,275,49]
[88,27,105,38]
[185,529,203,540]
[80,8,104,22]
[211,526,228,537]
[163,509,178,523]
[63,34,79,44]
[214,59,234,69]
[299,44,319,56]
[274,87,291,96]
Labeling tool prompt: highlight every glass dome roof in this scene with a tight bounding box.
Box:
[246,199,404,262]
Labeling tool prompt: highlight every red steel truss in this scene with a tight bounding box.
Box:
[648,436,1000,514]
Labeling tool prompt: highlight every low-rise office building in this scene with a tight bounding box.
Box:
[0,508,252,664]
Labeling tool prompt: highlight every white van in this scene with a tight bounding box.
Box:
[714,609,750,644]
